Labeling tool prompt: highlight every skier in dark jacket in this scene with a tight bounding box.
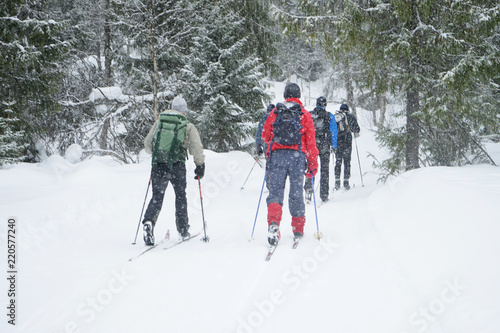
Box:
[334,103,360,190]
[304,96,337,202]
[262,83,319,245]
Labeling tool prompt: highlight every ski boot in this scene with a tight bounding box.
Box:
[143,221,155,246]
[344,179,350,190]
[179,225,191,241]
[305,189,312,203]
[334,179,341,191]
[267,222,281,246]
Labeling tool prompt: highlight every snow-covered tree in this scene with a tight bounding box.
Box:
[357,0,500,170]
[0,103,27,166]
[181,0,270,152]
[0,0,68,162]
[112,0,197,112]
[289,0,499,176]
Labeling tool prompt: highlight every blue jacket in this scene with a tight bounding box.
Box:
[330,113,338,149]
[309,106,337,153]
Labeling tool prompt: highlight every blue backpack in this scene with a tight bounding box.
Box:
[272,102,303,146]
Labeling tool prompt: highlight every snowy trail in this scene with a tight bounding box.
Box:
[2,129,500,332]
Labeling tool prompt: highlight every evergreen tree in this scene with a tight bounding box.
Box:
[112,0,196,102]
[0,0,68,162]
[181,0,270,152]
[274,0,361,114]
[292,0,499,175]
[38,0,111,156]
[227,0,280,76]
[361,0,500,170]
[0,103,27,166]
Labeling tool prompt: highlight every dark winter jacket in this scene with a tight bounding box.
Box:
[310,106,338,153]
[337,112,360,145]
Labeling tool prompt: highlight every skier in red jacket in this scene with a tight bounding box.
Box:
[262,83,319,245]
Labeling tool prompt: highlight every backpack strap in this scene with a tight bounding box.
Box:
[152,121,164,166]
[167,122,180,168]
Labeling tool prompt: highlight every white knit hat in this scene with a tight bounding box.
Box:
[171,95,188,113]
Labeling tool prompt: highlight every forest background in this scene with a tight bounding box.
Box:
[1,0,499,178]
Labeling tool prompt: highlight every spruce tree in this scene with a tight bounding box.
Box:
[0,0,67,162]
[0,103,27,166]
[181,0,270,152]
[292,0,499,175]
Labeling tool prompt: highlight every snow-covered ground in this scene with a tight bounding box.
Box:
[1,82,500,333]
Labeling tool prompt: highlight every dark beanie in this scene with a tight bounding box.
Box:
[283,83,301,99]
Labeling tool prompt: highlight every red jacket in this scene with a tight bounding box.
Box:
[262,97,319,176]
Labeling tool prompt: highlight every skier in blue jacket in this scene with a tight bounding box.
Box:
[304,96,337,202]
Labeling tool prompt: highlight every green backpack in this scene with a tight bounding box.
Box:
[152,113,188,167]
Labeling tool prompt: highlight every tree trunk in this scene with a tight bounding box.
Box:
[147,0,159,120]
[104,0,112,86]
[378,93,387,127]
[405,82,420,170]
[342,56,356,117]
[100,0,112,151]
[99,114,110,150]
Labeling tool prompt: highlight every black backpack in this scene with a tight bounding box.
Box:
[311,106,330,143]
[272,102,303,146]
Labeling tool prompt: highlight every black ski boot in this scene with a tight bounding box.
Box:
[305,189,312,203]
[334,179,341,191]
[143,221,155,246]
[344,179,350,190]
[268,222,280,246]
[179,225,191,241]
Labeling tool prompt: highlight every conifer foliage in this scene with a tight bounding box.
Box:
[0,0,67,164]
[0,103,27,166]
[284,0,499,175]
[181,0,269,152]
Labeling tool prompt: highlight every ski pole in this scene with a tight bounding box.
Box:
[250,168,267,241]
[240,156,260,190]
[132,178,151,245]
[198,176,210,242]
[354,134,364,187]
[310,172,323,241]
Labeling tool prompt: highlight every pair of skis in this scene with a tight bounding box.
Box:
[265,237,301,261]
[129,231,201,261]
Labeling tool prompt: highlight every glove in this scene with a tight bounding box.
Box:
[256,147,264,156]
[194,163,205,180]
[354,132,360,138]
[306,168,317,178]
[306,158,318,178]
[330,147,337,154]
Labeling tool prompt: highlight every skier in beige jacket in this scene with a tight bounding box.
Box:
[142,96,205,246]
